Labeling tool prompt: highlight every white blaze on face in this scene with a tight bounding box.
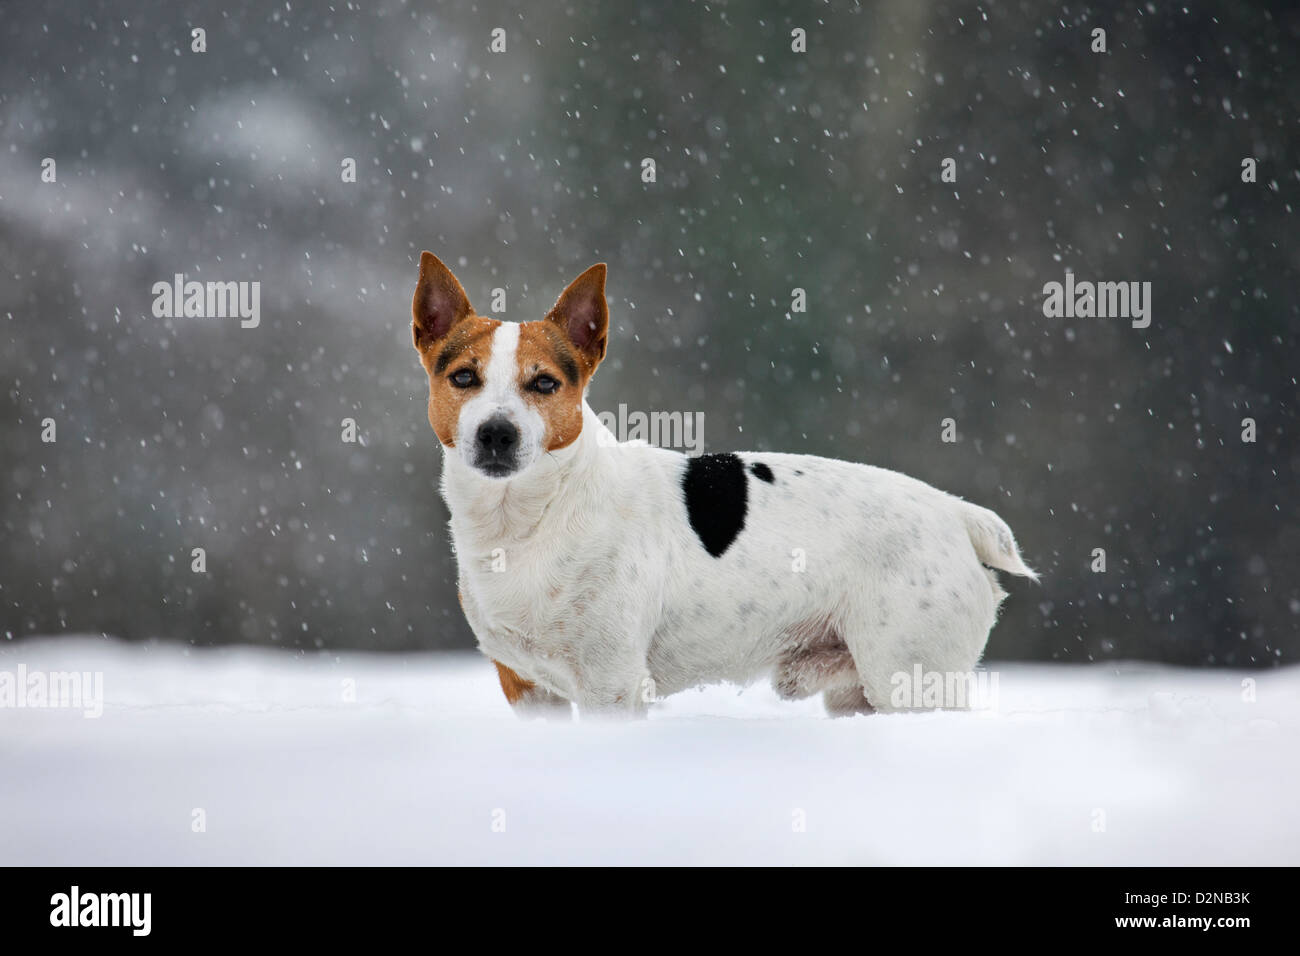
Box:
[455,321,546,473]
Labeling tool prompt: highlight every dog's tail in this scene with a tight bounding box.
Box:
[960,501,1038,582]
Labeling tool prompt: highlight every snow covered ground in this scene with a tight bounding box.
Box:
[1,637,1296,866]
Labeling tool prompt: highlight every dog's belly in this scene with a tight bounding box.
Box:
[646,592,818,694]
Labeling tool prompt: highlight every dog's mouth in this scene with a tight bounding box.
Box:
[474,459,518,479]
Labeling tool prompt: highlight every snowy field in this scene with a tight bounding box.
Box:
[1,637,1296,866]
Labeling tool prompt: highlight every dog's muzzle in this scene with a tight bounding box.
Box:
[472,416,520,477]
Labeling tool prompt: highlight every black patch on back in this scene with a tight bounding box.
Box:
[750,462,775,483]
[682,453,748,557]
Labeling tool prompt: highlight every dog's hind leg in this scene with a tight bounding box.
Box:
[822,684,875,717]
[838,559,1001,712]
[494,661,573,719]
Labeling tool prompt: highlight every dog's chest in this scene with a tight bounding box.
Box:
[457,533,622,683]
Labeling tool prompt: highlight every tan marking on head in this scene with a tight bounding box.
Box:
[411,256,615,456]
[410,252,506,448]
[417,314,500,447]
[515,321,592,451]
[508,262,611,452]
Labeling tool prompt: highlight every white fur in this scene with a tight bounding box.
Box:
[443,325,1036,717]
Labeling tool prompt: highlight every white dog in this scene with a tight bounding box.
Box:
[412,252,1036,717]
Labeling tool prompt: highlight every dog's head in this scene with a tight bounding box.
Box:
[411,252,609,479]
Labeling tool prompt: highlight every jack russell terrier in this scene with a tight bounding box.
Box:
[412,252,1036,717]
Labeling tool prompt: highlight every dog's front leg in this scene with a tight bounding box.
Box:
[574,667,655,721]
[493,661,573,720]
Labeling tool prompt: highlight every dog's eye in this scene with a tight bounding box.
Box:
[449,368,479,388]
[529,375,560,395]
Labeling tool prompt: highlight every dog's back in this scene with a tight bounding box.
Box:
[620,445,1035,711]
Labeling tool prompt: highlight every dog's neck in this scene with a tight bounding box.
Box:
[441,401,614,545]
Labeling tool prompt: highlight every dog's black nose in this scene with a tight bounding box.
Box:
[476,418,518,455]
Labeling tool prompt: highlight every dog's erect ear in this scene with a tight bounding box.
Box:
[546,263,608,370]
[412,251,474,351]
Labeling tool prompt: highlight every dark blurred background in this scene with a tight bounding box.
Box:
[2,1,1296,665]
